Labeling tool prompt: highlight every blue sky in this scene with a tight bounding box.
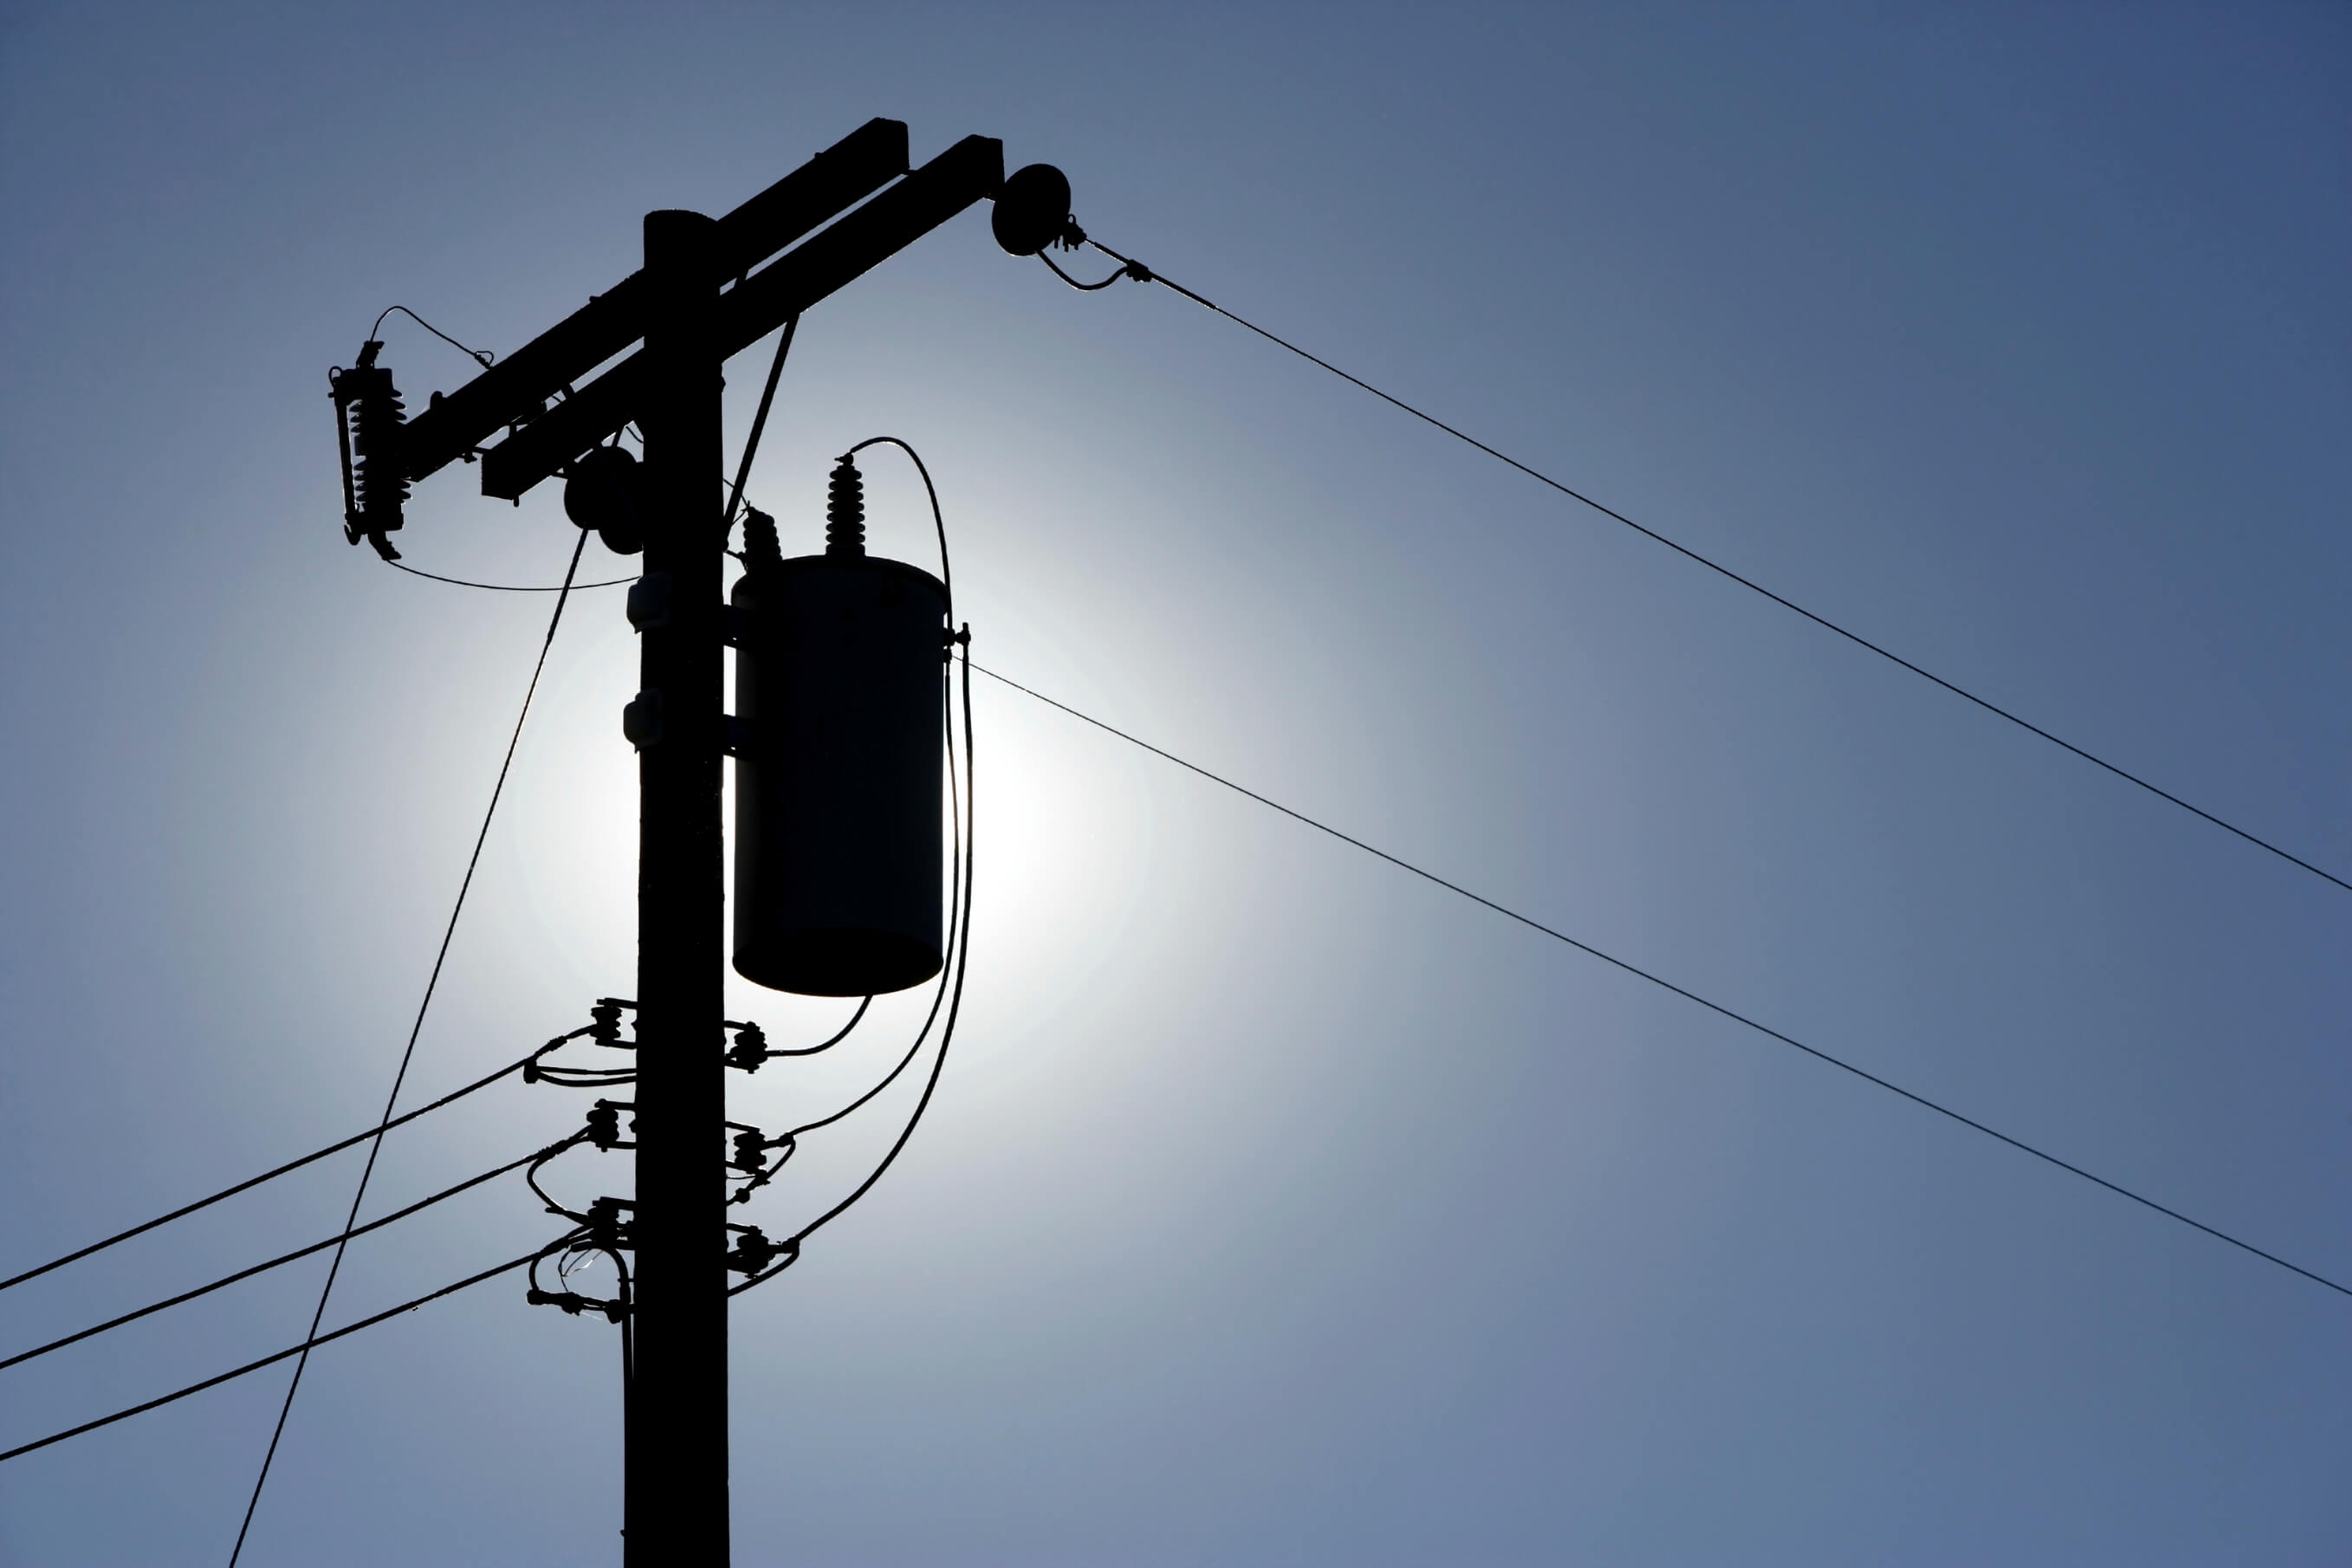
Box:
[2,3,2346,1563]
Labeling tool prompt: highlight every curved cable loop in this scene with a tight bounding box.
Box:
[527,1132,621,1225]
[1038,250,1131,291]
[1,1046,552,1294]
[841,436,953,621]
[532,1234,630,1323]
[370,305,496,367]
[755,996,872,1059]
[0,1139,577,1373]
[385,559,635,593]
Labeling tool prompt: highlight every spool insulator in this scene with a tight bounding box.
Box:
[825,457,865,558]
[742,506,783,573]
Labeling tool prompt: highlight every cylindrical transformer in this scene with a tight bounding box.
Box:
[732,554,948,996]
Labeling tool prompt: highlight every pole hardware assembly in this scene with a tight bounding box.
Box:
[334,120,1061,1565]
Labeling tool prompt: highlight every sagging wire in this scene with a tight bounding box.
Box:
[843,435,954,619]
[370,305,496,369]
[1038,249,1144,292]
[528,1109,634,1224]
[385,560,636,593]
[527,999,641,1088]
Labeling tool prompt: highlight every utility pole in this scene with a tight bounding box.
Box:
[630,208,730,1565]
[334,121,1079,1565]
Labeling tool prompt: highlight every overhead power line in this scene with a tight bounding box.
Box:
[0,1140,577,1374]
[0,1047,551,1295]
[0,1246,558,1467]
[970,660,2351,1304]
[229,531,590,1565]
[1051,241,2349,897]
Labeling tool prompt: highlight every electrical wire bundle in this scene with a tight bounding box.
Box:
[0,1027,618,1465]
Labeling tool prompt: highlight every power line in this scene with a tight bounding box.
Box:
[0,1245,560,1467]
[969,660,2351,1304]
[386,559,633,593]
[1057,241,2349,898]
[1,1048,550,1295]
[0,1140,577,1374]
[228,532,590,1565]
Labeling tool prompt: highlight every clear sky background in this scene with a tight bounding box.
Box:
[1,3,2346,1564]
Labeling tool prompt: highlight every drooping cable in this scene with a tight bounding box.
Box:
[0,1139,579,1373]
[1037,249,1128,291]
[752,995,871,1059]
[385,560,634,593]
[370,305,496,368]
[1048,240,2349,897]
[0,1242,567,1467]
[1,1046,551,1294]
[843,435,953,619]
[969,659,2351,1304]
[226,529,589,1565]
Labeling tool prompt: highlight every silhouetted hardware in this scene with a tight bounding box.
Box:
[626,572,672,632]
[480,134,1004,501]
[318,120,1027,1568]
[328,340,409,560]
[730,454,947,996]
[991,163,1076,256]
[563,444,648,554]
[724,1227,791,1276]
[395,118,911,488]
[724,1023,768,1072]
